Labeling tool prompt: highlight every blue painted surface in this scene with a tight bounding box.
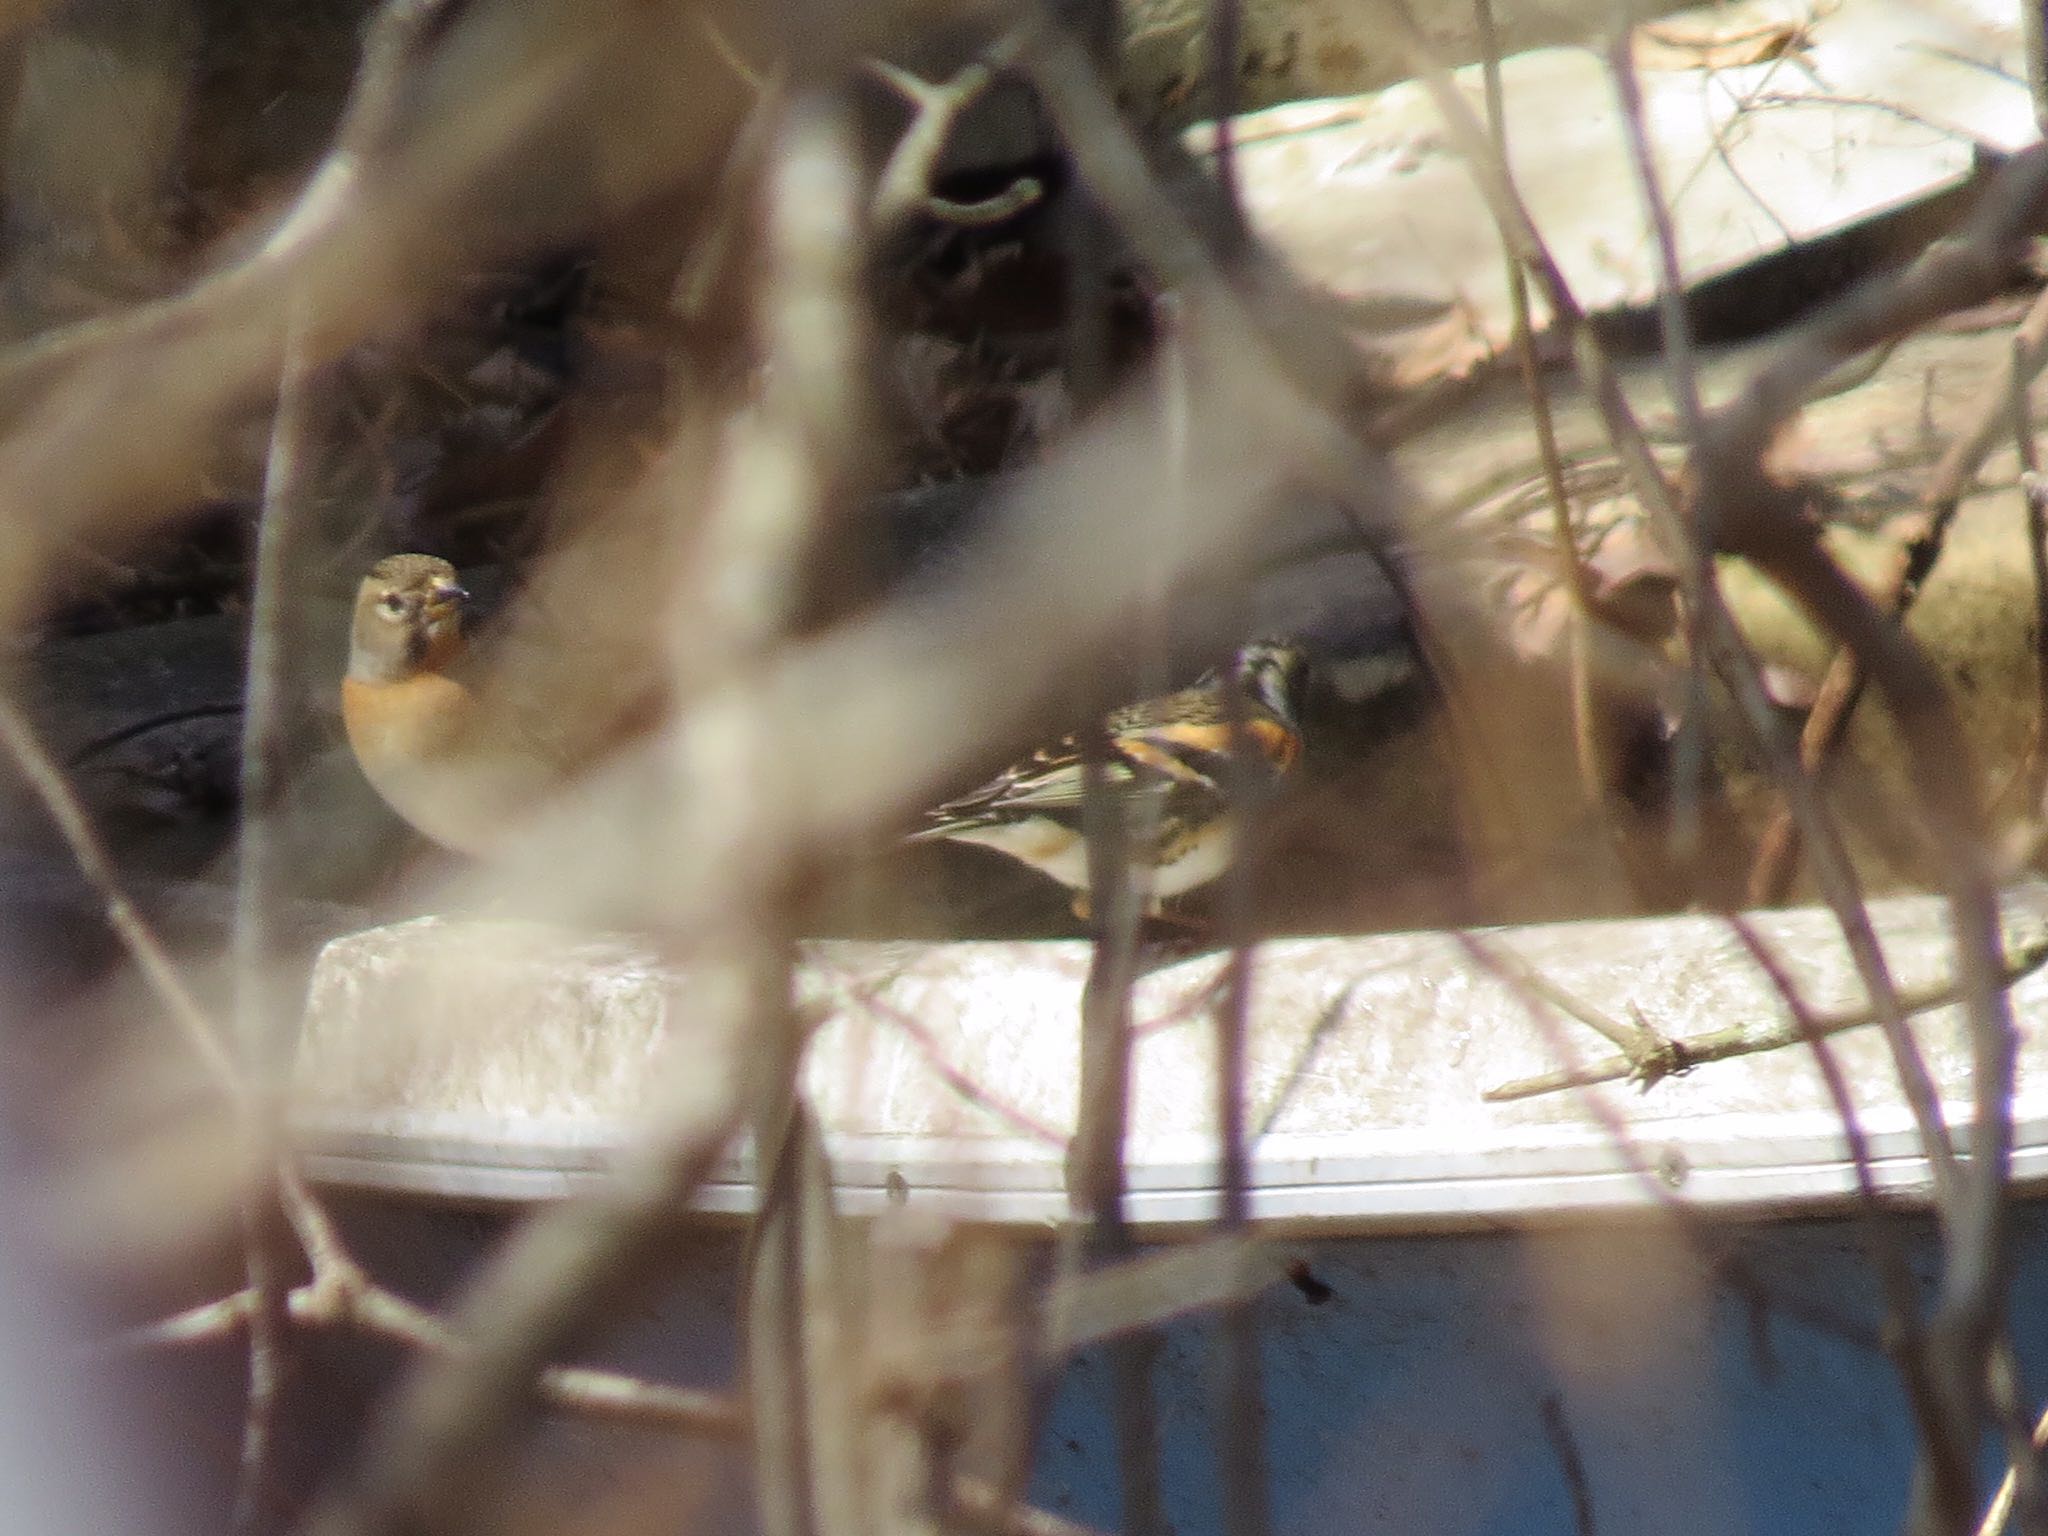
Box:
[328,1194,2048,1535]
[1035,1204,2048,1536]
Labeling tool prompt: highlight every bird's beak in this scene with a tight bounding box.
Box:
[424,583,468,621]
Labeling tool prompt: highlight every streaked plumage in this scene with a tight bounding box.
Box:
[908,640,1309,914]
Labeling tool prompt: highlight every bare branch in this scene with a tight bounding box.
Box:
[0,690,241,1093]
[114,1291,256,1351]
[1540,1394,1598,1536]
[1750,284,2048,903]
[1606,20,1721,859]
[1459,929,1890,1352]
[301,964,761,1536]
[951,1477,1112,1536]
[306,93,875,1536]
[866,49,1044,232]
[1999,384,2048,844]
[1485,925,2048,1103]
[1368,34,2020,1488]
[1369,0,1966,1221]
[1699,145,2048,543]
[820,964,1068,1145]
[1979,1402,2048,1536]
[1479,0,1604,809]
[230,186,340,1536]
[115,1276,747,1436]
[1727,914,2002,1527]
[0,0,758,634]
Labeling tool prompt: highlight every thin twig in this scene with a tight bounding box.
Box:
[1204,0,1246,252]
[124,1258,1105,1536]
[1727,914,2022,1534]
[1540,1395,1598,1536]
[866,47,1043,232]
[1073,725,1169,1536]
[1750,283,2048,903]
[748,1079,839,1536]
[303,955,762,1536]
[1681,159,2043,1439]
[1459,930,1886,1351]
[1485,925,2048,1102]
[1727,918,1891,1210]
[1979,1402,2048,1536]
[116,1276,746,1436]
[0,691,241,1092]
[1701,141,2048,491]
[1208,386,1268,1536]
[0,625,417,1480]
[2015,354,2048,813]
[1211,937,1270,1536]
[0,663,295,1533]
[1982,1342,2048,1536]
[951,1477,1113,1536]
[1472,939,1662,1070]
[230,273,328,1536]
[1373,0,1958,1205]
[1384,16,2024,1457]
[1476,0,1604,809]
[228,1201,290,1536]
[1607,20,1718,862]
[826,968,1067,1145]
[1053,8,1170,1527]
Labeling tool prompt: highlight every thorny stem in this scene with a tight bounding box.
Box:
[1457,929,1893,1352]
[1485,923,2048,1104]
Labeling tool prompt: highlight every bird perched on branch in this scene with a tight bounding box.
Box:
[906,640,1310,917]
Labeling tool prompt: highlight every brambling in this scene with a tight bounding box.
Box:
[342,554,505,854]
[345,550,626,860]
[906,640,1309,916]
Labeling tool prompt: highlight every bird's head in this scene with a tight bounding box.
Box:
[1234,638,1310,725]
[349,554,470,684]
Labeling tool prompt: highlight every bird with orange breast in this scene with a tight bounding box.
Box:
[341,552,600,856]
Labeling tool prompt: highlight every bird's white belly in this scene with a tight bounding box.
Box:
[951,815,1239,901]
[951,819,1092,890]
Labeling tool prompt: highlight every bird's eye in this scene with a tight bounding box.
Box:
[377,592,408,618]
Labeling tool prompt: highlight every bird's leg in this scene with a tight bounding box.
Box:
[1143,903,1210,934]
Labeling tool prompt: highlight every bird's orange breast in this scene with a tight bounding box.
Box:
[341,671,475,771]
[342,671,513,854]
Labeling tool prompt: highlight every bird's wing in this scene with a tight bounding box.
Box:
[920,734,1185,833]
